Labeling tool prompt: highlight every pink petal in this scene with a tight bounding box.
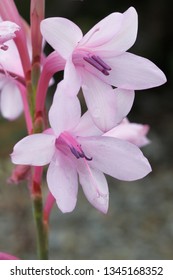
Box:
[63,57,81,96]
[78,136,152,181]
[81,70,122,131]
[0,20,20,45]
[11,134,56,166]
[104,118,150,147]
[91,7,138,57]
[78,162,109,213]
[112,88,135,126]
[40,17,83,59]
[0,39,24,76]
[79,12,123,48]
[49,83,81,137]
[47,151,78,213]
[102,52,167,89]
[0,79,23,120]
[74,111,102,137]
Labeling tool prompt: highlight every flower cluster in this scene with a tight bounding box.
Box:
[0,3,166,214]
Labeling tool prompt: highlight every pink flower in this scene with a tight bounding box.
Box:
[40,7,166,131]
[8,164,31,184]
[0,37,24,120]
[11,83,151,213]
[0,20,20,50]
[0,18,52,123]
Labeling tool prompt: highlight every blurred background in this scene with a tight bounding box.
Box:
[0,0,173,259]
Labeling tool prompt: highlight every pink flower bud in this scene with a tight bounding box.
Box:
[8,164,31,184]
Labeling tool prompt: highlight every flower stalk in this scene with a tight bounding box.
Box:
[31,166,48,260]
[30,0,49,259]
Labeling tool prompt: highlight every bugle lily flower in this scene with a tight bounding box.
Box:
[41,7,166,131]
[11,83,151,213]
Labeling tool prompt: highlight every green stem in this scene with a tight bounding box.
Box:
[27,81,35,123]
[32,193,48,259]
[31,167,48,260]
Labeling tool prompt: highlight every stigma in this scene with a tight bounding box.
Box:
[83,55,111,75]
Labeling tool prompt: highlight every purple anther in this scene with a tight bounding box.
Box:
[58,131,93,161]
[101,69,110,76]
[83,54,111,76]
[92,55,112,71]
[83,56,104,72]
[70,146,81,159]
[70,146,92,161]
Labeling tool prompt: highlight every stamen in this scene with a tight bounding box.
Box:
[58,132,92,161]
[92,55,112,70]
[83,55,111,76]
[83,56,104,72]
[70,146,81,159]
[70,145,92,161]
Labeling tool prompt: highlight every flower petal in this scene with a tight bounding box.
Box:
[90,7,138,57]
[78,136,152,181]
[78,162,109,213]
[81,70,122,131]
[0,79,23,120]
[74,111,102,137]
[0,20,20,45]
[49,82,81,136]
[40,17,83,59]
[11,134,56,166]
[79,12,123,48]
[102,52,167,89]
[104,118,150,147]
[0,39,24,76]
[75,100,141,141]
[112,88,135,125]
[47,151,78,213]
[63,57,81,96]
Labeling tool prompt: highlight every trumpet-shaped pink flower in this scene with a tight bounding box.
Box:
[0,16,31,120]
[0,20,23,120]
[40,7,166,131]
[0,20,20,50]
[0,37,24,120]
[11,83,151,213]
